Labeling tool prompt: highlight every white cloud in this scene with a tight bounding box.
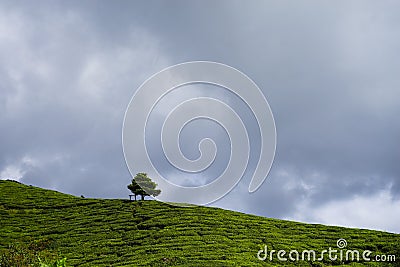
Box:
[0,165,25,181]
[289,188,400,233]
[0,155,38,181]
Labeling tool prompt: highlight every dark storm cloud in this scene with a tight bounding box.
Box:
[0,0,399,231]
[0,0,171,198]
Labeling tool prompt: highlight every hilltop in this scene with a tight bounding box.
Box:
[0,180,399,266]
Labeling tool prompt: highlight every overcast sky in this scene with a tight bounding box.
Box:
[1,1,399,233]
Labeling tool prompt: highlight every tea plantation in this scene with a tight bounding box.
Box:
[0,180,399,266]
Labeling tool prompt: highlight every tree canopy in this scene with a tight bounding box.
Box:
[127,173,161,201]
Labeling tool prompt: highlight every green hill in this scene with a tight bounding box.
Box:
[0,180,398,266]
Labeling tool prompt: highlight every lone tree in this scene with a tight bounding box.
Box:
[127,173,161,201]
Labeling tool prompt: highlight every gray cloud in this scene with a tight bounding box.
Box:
[0,0,399,232]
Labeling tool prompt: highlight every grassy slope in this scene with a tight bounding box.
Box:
[0,180,399,267]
